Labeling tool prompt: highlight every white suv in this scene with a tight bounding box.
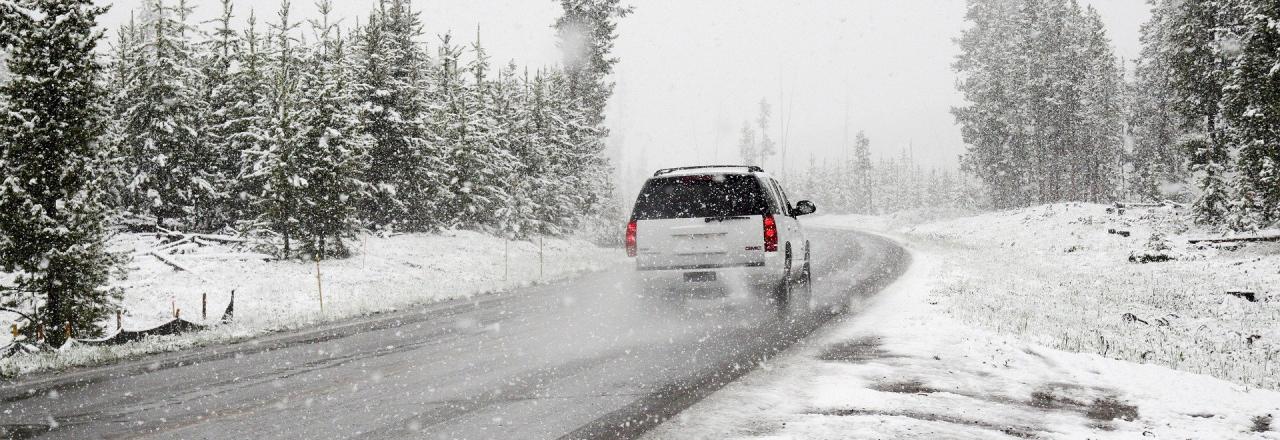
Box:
[625,165,816,304]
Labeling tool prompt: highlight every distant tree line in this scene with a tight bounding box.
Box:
[1130,0,1280,229]
[792,132,984,215]
[953,0,1125,210]
[0,0,629,344]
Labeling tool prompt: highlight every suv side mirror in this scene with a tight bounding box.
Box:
[794,200,817,216]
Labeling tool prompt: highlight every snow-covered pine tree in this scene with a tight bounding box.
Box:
[290,0,369,258]
[544,69,593,234]
[552,66,612,235]
[490,63,530,238]
[516,69,556,236]
[1220,0,1280,228]
[852,131,873,214]
[1164,0,1230,223]
[0,0,121,345]
[1078,6,1123,203]
[553,0,629,237]
[1185,133,1230,225]
[245,0,310,257]
[120,0,212,231]
[226,11,269,225]
[520,69,579,236]
[554,0,631,128]
[101,16,144,214]
[352,0,444,231]
[193,0,242,231]
[1020,0,1077,202]
[440,33,514,230]
[953,0,1033,209]
[1130,0,1189,201]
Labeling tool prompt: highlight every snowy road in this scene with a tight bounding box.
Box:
[0,228,907,439]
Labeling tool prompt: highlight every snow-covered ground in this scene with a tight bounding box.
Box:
[0,230,623,377]
[646,205,1280,439]
[904,203,1277,390]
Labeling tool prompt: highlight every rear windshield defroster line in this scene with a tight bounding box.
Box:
[631,174,770,220]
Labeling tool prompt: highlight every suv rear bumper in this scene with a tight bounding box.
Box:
[633,253,784,291]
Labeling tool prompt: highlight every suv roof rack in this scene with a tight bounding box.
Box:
[653,165,764,177]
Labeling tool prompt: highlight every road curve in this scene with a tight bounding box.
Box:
[0,228,908,439]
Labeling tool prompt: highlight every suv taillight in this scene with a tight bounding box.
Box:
[626,220,638,257]
[763,214,778,252]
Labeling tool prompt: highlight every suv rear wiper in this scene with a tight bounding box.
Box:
[705,216,750,223]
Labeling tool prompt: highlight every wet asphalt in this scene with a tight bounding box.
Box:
[0,228,908,439]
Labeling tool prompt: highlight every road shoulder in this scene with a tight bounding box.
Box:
[643,242,1280,439]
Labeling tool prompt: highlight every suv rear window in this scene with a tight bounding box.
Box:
[632,174,769,220]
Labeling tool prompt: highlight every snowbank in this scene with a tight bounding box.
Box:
[810,204,1280,390]
[0,230,624,377]
[898,203,1280,391]
[646,245,1280,439]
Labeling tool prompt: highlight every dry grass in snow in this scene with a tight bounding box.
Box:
[839,203,1280,390]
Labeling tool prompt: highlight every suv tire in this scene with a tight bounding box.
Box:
[773,246,793,309]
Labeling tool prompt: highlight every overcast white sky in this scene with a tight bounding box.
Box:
[96,0,1150,192]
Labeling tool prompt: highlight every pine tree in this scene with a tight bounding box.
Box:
[194,0,242,230]
[352,0,443,231]
[0,0,121,345]
[518,68,587,236]
[1164,0,1230,222]
[522,70,560,236]
[852,131,873,213]
[120,0,211,230]
[553,0,630,234]
[953,0,1033,209]
[553,0,631,130]
[1130,0,1189,201]
[441,33,515,230]
[1078,6,1123,203]
[491,63,530,238]
[246,0,309,257]
[227,11,269,224]
[291,0,369,258]
[102,16,144,213]
[1220,0,1280,227]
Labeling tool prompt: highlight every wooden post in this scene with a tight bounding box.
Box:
[202,293,207,320]
[35,323,44,342]
[315,257,325,314]
[175,309,180,320]
[116,310,122,330]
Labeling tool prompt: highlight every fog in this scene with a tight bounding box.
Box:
[97,0,1149,197]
